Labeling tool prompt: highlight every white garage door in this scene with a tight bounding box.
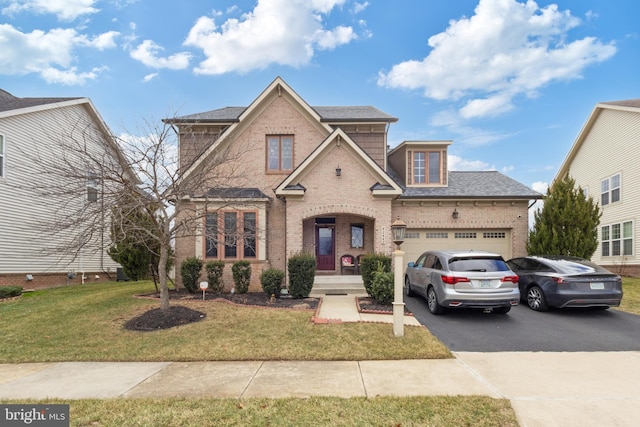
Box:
[402,229,512,264]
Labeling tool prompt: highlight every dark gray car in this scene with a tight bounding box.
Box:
[404,250,520,315]
[506,255,623,311]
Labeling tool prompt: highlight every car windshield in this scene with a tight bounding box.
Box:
[448,257,509,272]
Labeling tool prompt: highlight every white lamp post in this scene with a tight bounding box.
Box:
[390,217,407,337]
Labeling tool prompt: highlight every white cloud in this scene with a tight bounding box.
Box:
[143,73,158,82]
[352,1,369,14]
[377,0,616,119]
[447,154,495,171]
[183,0,356,75]
[532,181,548,195]
[130,40,191,70]
[1,0,99,21]
[0,24,115,84]
[431,109,516,146]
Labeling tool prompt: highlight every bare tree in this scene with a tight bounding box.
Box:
[20,109,256,310]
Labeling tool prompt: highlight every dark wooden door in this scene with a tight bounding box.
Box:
[316,225,335,271]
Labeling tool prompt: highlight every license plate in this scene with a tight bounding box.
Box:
[479,280,491,288]
[590,282,605,290]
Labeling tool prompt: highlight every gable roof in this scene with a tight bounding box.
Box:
[556,99,640,181]
[0,89,83,116]
[275,127,402,197]
[170,105,397,124]
[394,171,542,200]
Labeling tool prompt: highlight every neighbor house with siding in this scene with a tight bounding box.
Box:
[170,77,541,291]
[0,89,126,288]
[556,99,640,276]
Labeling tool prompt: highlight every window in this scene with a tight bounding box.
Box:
[601,174,621,206]
[602,221,633,257]
[455,232,477,239]
[205,211,257,259]
[413,152,425,183]
[426,232,448,239]
[351,224,364,248]
[267,135,293,172]
[410,150,442,185]
[0,134,4,178]
[87,170,99,202]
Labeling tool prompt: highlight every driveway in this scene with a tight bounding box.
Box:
[405,295,640,352]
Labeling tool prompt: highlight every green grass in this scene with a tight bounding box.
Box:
[8,397,517,427]
[0,281,451,362]
[619,277,640,315]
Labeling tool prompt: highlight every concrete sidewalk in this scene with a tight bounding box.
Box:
[0,296,638,426]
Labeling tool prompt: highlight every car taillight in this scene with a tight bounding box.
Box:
[441,275,470,285]
[552,277,565,284]
[501,275,519,283]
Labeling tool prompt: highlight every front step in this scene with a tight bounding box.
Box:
[310,275,367,296]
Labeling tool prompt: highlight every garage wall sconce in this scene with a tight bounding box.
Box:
[335,166,342,177]
[452,208,459,219]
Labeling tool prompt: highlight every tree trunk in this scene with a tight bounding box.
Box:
[159,237,170,310]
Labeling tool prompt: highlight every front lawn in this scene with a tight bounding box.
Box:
[619,277,640,315]
[0,281,451,363]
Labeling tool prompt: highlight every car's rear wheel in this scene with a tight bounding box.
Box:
[527,286,549,311]
[427,286,444,315]
[405,277,415,297]
[492,306,511,314]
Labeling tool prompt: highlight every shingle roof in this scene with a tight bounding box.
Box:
[170,106,397,123]
[395,171,542,199]
[205,187,271,199]
[0,89,81,113]
[600,99,640,109]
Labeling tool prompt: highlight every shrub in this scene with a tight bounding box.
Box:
[360,253,392,296]
[288,252,316,298]
[260,268,285,297]
[0,286,23,299]
[370,271,394,305]
[180,257,203,294]
[232,260,251,294]
[205,261,225,293]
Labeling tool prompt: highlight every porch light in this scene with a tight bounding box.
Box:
[390,217,406,250]
[452,208,459,219]
[336,166,341,177]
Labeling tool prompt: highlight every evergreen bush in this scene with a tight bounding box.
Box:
[0,286,23,299]
[370,271,394,305]
[180,257,203,294]
[360,253,392,296]
[288,252,316,298]
[232,260,251,294]
[205,261,225,293]
[260,268,285,297]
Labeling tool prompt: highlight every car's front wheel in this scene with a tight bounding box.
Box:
[427,286,444,315]
[405,276,415,297]
[527,285,549,311]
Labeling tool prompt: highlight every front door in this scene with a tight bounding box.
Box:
[316,225,335,271]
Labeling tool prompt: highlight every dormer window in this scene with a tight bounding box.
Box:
[413,151,441,184]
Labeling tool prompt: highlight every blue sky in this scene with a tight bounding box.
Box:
[2,0,639,195]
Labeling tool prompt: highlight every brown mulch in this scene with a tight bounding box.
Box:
[126,289,409,332]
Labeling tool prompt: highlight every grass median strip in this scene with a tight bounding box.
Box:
[7,397,517,427]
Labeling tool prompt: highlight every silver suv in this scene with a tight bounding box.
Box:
[405,250,520,314]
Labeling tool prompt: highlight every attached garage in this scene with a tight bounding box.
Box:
[403,229,512,264]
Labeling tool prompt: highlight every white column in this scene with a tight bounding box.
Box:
[392,249,405,337]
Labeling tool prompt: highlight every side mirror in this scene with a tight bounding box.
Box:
[407,262,415,268]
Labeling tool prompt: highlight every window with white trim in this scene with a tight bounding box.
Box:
[87,170,99,202]
[601,173,620,206]
[601,221,633,257]
[205,211,257,259]
[0,134,4,178]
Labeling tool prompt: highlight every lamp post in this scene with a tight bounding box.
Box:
[390,217,407,337]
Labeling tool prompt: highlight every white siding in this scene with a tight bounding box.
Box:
[0,104,120,275]
[566,108,640,266]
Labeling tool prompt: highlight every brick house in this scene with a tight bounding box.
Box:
[170,77,541,291]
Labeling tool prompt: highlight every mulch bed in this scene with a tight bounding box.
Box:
[126,289,409,332]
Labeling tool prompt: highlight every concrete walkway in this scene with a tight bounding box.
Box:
[1,296,638,426]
